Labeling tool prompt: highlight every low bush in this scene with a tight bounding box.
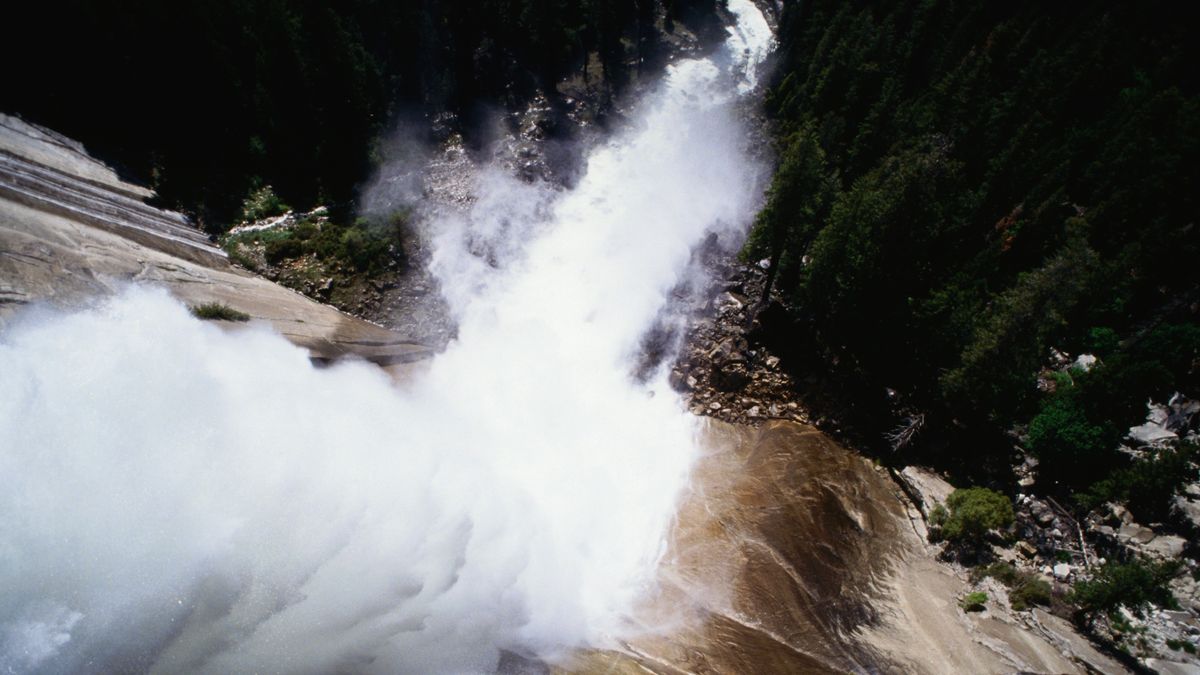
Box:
[961,591,988,612]
[1167,639,1197,654]
[1009,577,1053,611]
[972,562,1052,611]
[190,302,250,322]
[1070,558,1180,622]
[264,235,305,265]
[239,185,290,223]
[931,487,1014,549]
[1079,441,1199,522]
[225,210,409,276]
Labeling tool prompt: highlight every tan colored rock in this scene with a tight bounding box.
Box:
[569,422,1120,674]
[1142,534,1188,561]
[1017,541,1038,559]
[899,465,956,519]
[0,115,432,370]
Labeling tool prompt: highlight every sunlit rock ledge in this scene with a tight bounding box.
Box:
[0,113,433,374]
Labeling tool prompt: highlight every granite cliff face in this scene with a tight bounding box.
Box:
[0,113,433,375]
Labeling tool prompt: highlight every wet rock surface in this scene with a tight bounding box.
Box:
[564,421,1112,674]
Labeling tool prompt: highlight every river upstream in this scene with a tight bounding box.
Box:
[0,3,1126,674]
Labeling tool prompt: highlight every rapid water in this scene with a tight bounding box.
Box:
[0,3,774,673]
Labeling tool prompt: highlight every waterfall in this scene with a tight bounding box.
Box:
[0,3,775,673]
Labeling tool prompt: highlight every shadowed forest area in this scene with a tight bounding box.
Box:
[746,0,1200,516]
[2,0,719,230]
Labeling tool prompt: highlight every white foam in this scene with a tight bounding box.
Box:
[0,3,774,672]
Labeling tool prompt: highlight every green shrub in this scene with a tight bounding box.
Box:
[1167,639,1198,654]
[305,215,405,274]
[961,591,988,612]
[973,562,1052,611]
[972,562,1021,586]
[1023,319,1200,492]
[929,503,948,529]
[222,210,408,275]
[1084,327,1120,359]
[1131,323,1200,379]
[239,185,290,223]
[293,219,319,241]
[935,487,1014,547]
[190,302,250,322]
[339,225,376,271]
[1026,396,1114,472]
[1009,578,1053,611]
[1079,441,1199,522]
[264,235,304,265]
[1070,559,1180,621]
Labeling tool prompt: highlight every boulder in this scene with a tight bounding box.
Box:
[1167,393,1200,434]
[1142,534,1187,560]
[1029,500,1056,527]
[1109,503,1133,525]
[1118,522,1157,545]
[1173,494,1200,529]
[669,369,688,392]
[1143,659,1200,675]
[713,291,745,313]
[1129,400,1179,446]
[1053,563,1072,580]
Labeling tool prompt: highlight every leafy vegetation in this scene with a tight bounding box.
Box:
[239,185,290,224]
[224,211,409,276]
[748,0,1200,506]
[960,591,988,612]
[1167,638,1198,654]
[972,562,1052,611]
[1027,324,1200,490]
[1078,441,1200,523]
[190,302,251,322]
[1070,558,1180,622]
[930,487,1014,549]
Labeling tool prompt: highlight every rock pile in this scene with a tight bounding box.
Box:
[667,257,807,426]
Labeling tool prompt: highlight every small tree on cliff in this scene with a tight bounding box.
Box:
[930,487,1014,556]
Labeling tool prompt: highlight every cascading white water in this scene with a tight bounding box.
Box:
[0,3,774,673]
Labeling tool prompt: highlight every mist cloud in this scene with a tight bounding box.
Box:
[0,2,773,672]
